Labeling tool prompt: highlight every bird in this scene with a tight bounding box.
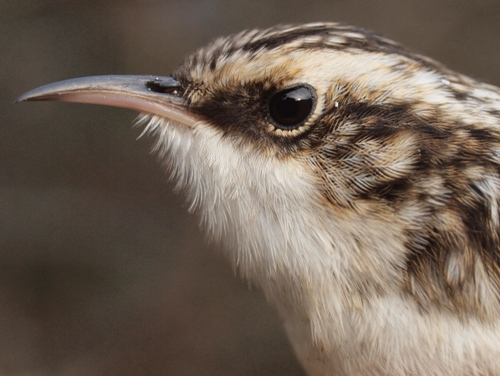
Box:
[17,22,500,375]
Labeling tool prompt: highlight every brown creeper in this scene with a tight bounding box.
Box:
[17,23,500,376]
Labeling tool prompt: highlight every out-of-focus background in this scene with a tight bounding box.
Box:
[2,1,499,375]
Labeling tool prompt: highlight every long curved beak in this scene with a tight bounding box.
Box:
[16,75,197,127]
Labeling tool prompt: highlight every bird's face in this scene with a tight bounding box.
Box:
[18,23,500,330]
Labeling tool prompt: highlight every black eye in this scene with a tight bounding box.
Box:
[269,85,317,130]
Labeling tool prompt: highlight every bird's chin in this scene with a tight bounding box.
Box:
[135,113,196,158]
[136,113,195,135]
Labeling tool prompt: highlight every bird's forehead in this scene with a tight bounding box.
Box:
[176,23,383,81]
[174,23,439,99]
[189,22,406,61]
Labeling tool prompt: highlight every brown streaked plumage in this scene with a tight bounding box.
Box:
[17,23,500,375]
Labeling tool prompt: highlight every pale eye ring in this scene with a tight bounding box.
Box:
[268,84,317,130]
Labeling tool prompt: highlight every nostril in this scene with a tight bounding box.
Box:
[146,79,183,96]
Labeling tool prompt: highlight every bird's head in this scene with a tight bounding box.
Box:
[18,23,500,323]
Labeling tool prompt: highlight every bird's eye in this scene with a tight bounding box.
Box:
[268,85,317,130]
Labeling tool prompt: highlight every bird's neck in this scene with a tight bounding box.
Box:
[149,116,408,334]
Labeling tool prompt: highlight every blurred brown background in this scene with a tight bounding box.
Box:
[1,1,499,375]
